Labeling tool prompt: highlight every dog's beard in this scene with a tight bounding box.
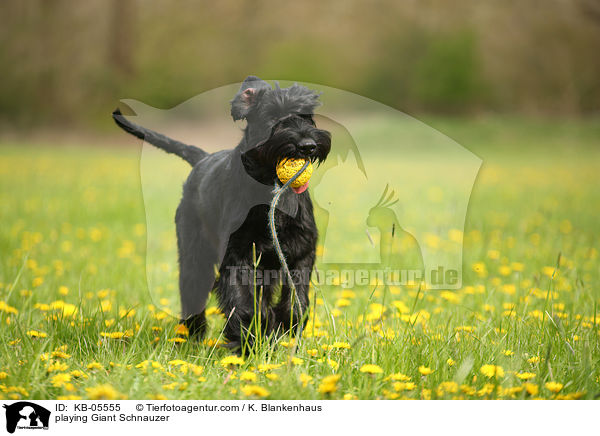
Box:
[242,125,331,190]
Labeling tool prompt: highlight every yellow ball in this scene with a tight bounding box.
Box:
[276,158,313,188]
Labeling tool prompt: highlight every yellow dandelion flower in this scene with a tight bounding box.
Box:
[257,363,282,372]
[51,351,71,359]
[0,372,8,380]
[360,364,383,374]
[290,357,304,365]
[162,382,179,390]
[87,361,103,370]
[331,341,351,349]
[50,373,72,388]
[70,370,88,379]
[47,361,69,373]
[265,373,279,381]
[326,359,339,370]
[516,372,536,380]
[100,332,125,339]
[239,371,257,382]
[386,373,411,382]
[86,384,120,400]
[545,381,563,393]
[335,298,351,307]
[100,300,112,312]
[167,338,187,343]
[0,301,18,315]
[318,375,341,394]
[393,382,416,391]
[503,349,514,356]
[221,355,245,367]
[524,383,539,396]
[174,324,189,336]
[27,330,47,338]
[299,373,313,387]
[241,385,269,398]
[418,366,433,376]
[447,358,456,366]
[527,356,540,364]
[480,364,504,379]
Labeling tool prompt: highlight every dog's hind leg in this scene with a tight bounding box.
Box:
[176,203,215,338]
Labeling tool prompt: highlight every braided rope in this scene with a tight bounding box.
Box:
[268,160,310,331]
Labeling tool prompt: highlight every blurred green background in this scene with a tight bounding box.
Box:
[1,0,600,131]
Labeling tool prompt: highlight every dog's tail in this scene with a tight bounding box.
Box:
[112,108,207,166]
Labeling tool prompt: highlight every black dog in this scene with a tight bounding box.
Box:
[113,76,331,348]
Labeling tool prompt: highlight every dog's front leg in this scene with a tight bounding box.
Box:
[217,262,275,350]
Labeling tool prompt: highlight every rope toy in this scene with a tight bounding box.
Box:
[268,159,311,331]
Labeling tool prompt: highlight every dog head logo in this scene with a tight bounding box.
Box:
[119,79,481,316]
[2,402,50,433]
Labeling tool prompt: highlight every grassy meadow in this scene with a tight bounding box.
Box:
[0,117,599,400]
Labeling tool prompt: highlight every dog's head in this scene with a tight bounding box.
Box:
[232,76,331,187]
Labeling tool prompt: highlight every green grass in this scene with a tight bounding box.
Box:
[0,117,599,400]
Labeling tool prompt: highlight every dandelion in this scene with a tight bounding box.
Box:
[100,300,112,313]
[480,365,504,379]
[257,363,282,372]
[360,364,383,374]
[50,373,71,388]
[516,372,536,380]
[545,381,563,393]
[174,324,189,336]
[239,371,257,382]
[51,350,71,359]
[326,359,339,371]
[299,373,313,387]
[241,385,269,398]
[220,355,245,368]
[0,301,18,315]
[167,338,187,343]
[0,372,7,380]
[86,384,120,400]
[393,382,416,392]
[418,366,433,376]
[290,357,304,365]
[524,383,539,396]
[527,356,540,365]
[70,370,88,379]
[100,332,125,339]
[331,341,351,350]
[386,373,411,382]
[266,373,279,381]
[86,362,103,371]
[318,375,341,394]
[447,358,455,367]
[438,381,458,394]
[27,330,47,338]
[47,361,69,373]
[503,349,514,356]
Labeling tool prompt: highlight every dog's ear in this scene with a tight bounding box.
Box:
[231,76,270,121]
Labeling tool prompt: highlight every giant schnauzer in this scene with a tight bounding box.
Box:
[113,76,331,349]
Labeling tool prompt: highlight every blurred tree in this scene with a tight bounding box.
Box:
[108,0,136,77]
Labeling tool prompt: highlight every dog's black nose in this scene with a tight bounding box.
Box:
[298,138,317,155]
